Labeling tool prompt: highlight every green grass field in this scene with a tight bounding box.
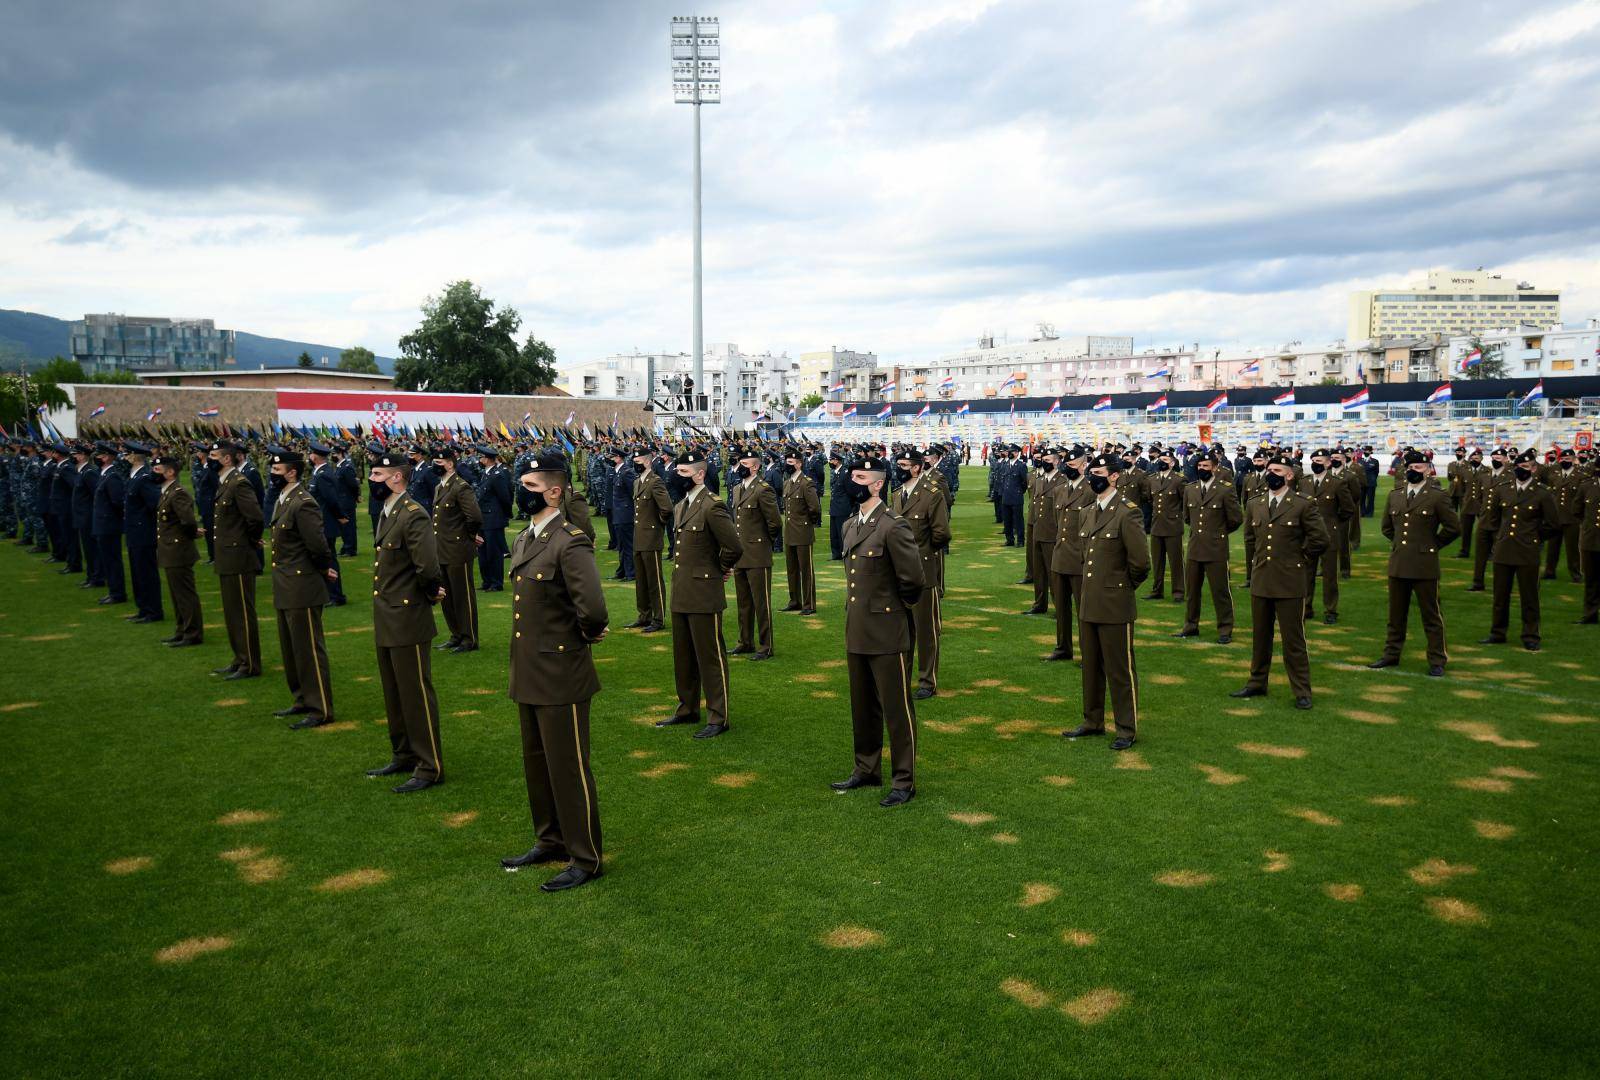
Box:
[3,467,1598,1078]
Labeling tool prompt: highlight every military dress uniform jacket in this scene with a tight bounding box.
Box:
[1549,468,1586,525]
[1380,486,1460,579]
[1579,478,1600,551]
[269,483,332,609]
[1245,492,1330,598]
[670,491,741,613]
[730,478,781,569]
[431,472,483,565]
[508,513,608,706]
[1483,484,1560,565]
[841,504,924,655]
[1026,470,1062,526]
[1182,480,1244,562]
[212,469,264,574]
[372,497,443,647]
[1077,498,1151,623]
[1296,473,1356,529]
[892,477,951,558]
[782,473,821,545]
[155,483,201,568]
[632,471,673,552]
[1048,481,1097,574]
[560,490,595,541]
[91,466,126,537]
[1146,473,1186,537]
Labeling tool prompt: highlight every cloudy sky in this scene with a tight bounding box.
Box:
[2,0,1598,367]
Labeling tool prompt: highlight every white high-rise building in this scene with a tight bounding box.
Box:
[1348,270,1561,342]
[557,344,797,424]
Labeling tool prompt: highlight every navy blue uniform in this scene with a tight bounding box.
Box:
[242,460,267,572]
[196,458,220,561]
[48,459,75,564]
[92,464,128,602]
[475,461,513,589]
[609,461,636,579]
[124,464,163,619]
[406,461,439,514]
[336,458,360,554]
[1000,458,1027,545]
[72,460,99,582]
[827,460,852,559]
[309,462,347,603]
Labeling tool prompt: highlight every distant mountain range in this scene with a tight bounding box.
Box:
[0,309,396,374]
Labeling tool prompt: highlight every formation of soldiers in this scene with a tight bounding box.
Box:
[3,426,1597,892]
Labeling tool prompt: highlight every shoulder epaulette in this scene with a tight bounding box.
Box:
[565,524,584,537]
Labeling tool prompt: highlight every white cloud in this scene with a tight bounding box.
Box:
[1486,0,1600,54]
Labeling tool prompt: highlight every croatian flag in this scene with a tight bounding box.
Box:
[1205,392,1228,413]
[938,375,955,391]
[1425,383,1452,405]
[955,402,970,416]
[828,381,846,394]
[1238,360,1260,376]
[999,374,1019,392]
[146,407,163,422]
[88,404,107,419]
[1146,395,1168,412]
[197,408,220,419]
[1144,368,1170,380]
[915,403,931,419]
[1092,396,1113,412]
[879,380,897,396]
[1341,388,1370,411]
[276,389,485,433]
[842,404,858,418]
[522,411,532,425]
[1273,389,1295,407]
[1520,380,1544,405]
[1048,398,1061,415]
[1459,347,1482,372]
[875,404,892,420]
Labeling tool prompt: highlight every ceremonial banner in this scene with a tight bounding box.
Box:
[276,389,485,433]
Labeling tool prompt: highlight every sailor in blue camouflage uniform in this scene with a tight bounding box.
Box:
[0,437,16,539]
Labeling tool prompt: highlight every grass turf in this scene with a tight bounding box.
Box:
[2,467,1598,1078]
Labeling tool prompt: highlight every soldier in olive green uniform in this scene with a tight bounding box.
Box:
[1045,446,1095,661]
[1143,451,1185,602]
[1368,451,1460,676]
[1232,455,1329,709]
[210,440,264,679]
[1576,466,1600,625]
[892,448,951,700]
[1543,448,1584,582]
[1023,455,1063,611]
[1297,449,1356,624]
[830,456,924,807]
[627,447,672,632]
[1063,455,1149,750]
[364,451,447,792]
[431,446,484,653]
[1332,449,1365,575]
[152,454,204,647]
[1176,455,1243,643]
[1455,449,1485,557]
[266,449,337,728]
[1240,450,1269,586]
[1469,449,1513,588]
[1481,451,1560,651]
[500,450,609,893]
[656,450,741,739]
[729,447,781,660]
[780,447,821,615]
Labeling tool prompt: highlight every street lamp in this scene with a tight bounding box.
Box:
[671,15,720,411]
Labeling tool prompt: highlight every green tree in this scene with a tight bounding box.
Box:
[1468,335,1506,380]
[38,357,86,384]
[297,351,314,369]
[90,370,138,385]
[1317,376,1340,386]
[394,281,557,394]
[0,372,70,429]
[338,346,381,374]
[798,392,824,410]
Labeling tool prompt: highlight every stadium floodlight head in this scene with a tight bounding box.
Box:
[670,16,721,410]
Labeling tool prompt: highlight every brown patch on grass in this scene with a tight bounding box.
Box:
[1261,850,1291,873]
[793,673,829,683]
[450,709,480,718]
[999,977,1051,1008]
[1154,869,1214,887]
[629,686,660,695]
[443,811,478,828]
[238,856,287,884]
[0,701,41,712]
[353,675,372,683]
[1367,795,1416,807]
[712,772,758,788]
[1237,742,1308,759]
[154,936,234,964]
[1148,673,1186,686]
[1471,819,1516,840]
[1041,775,1075,787]
[1454,776,1514,793]
[972,678,1004,688]
[1113,751,1152,771]
[821,925,884,949]
[1489,766,1540,780]
[1061,929,1098,947]
[313,720,358,733]
[314,868,391,893]
[218,846,264,863]
[1539,712,1598,725]
[22,633,72,642]
[215,810,277,826]
[989,832,1019,844]
[1407,859,1478,887]
[810,690,839,699]
[1036,694,1065,704]
[817,659,846,669]
[924,720,966,733]
[1286,807,1341,827]
[1224,707,1261,717]
[628,749,655,759]
[998,684,1028,693]
[649,644,668,652]
[1341,709,1398,725]
[465,687,497,695]
[1195,763,1247,786]
[1452,688,1487,700]
[948,811,997,826]
[1323,883,1363,902]
[1019,882,1060,907]
[639,762,690,779]
[1425,896,1488,926]
[213,698,248,708]
[993,719,1038,735]
[1439,720,1538,749]
[105,856,153,875]
[1061,987,1128,1025]
[1030,633,1056,645]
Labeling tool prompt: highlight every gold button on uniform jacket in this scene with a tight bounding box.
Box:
[155,482,201,569]
[731,478,781,569]
[842,504,924,655]
[270,484,332,610]
[431,472,484,566]
[1246,492,1330,598]
[670,491,741,612]
[373,498,443,647]
[508,514,608,705]
[1381,485,1461,579]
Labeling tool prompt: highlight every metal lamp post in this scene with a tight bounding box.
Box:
[672,15,720,413]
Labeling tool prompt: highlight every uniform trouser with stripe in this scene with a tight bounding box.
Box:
[1490,562,1541,646]
[733,566,773,653]
[1149,534,1184,596]
[128,542,161,619]
[277,605,333,719]
[1050,571,1082,656]
[164,564,203,642]
[1543,524,1580,578]
[634,549,666,624]
[1246,594,1311,699]
[1345,506,1362,564]
[201,508,215,561]
[912,576,941,692]
[1081,620,1138,740]
[1182,559,1234,635]
[847,650,916,790]
[784,542,815,610]
[1457,512,1476,556]
[219,571,261,673]
[1380,576,1447,668]
[1031,540,1053,608]
[1582,550,1600,620]
[670,611,730,726]
[518,700,602,874]
[1021,521,1034,576]
[1471,526,1494,586]
[376,642,443,781]
[80,524,100,582]
[1305,538,1340,617]
[441,561,478,645]
[479,526,506,588]
[97,533,126,600]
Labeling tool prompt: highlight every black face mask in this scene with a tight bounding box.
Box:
[1158,461,1172,472]
[1197,468,1214,481]
[1063,465,1080,481]
[842,477,874,505]
[1561,461,1574,470]
[1405,469,1426,485]
[666,471,693,498]
[734,464,751,480]
[1514,467,1532,482]
[1087,474,1110,494]
[1311,462,1326,475]
[1265,472,1288,491]
[1491,460,1504,470]
[206,460,221,472]
[1040,461,1055,473]
[787,462,801,474]
[268,474,287,491]
[892,465,912,484]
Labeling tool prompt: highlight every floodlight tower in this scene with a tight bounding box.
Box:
[671,15,720,409]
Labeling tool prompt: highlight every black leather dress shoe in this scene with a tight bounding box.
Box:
[1042,649,1071,661]
[1522,640,1541,652]
[434,637,461,651]
[1229,687,1265,698]
[622,619,649,629]
[1427,664,1445,677]
[97,596,116,605]
[501,846,567,869]
[1063,724,1105,739]
[224,669,259,681]
[1465,584,1485,592]
[1294,697,1313,710]
[365,762,409,777]
[539,865,599,892]
[655,714,696,728]
[274,705,312,718]
[641,622,665,633]
[1143,592,1163,601]
[77,581,95,589]
[879,788,915,808]
[393,776,439,794]
[289,715,333,730]
[450,642,479,653]
[830,775,882,792]
[1216,634,1232,645]
[1366,658,1398,669]
[1323,613,1338,625]
[1022,605,1046,615]
[1576,617,1599,625]
[748,651,771,662]
[168,638,202,648]
[212,664,239,676]
[913,687,936,700]
[729,644,754,656]
[1172,629,1199,638]
[780,603,802,612]
[160,634,182,644]
[800,608,816,616]
[692,723,728,739]
[1478,635,1504,645]
[1109,736,1136,751]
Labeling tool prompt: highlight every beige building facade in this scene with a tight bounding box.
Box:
[1348,270,1560,342]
